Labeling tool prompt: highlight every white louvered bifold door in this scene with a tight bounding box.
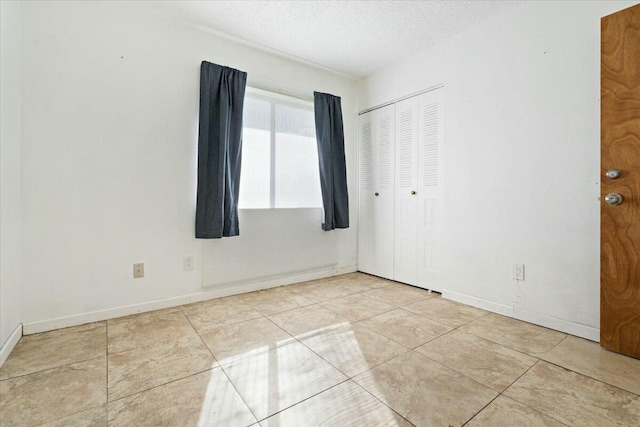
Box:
[417,88,444,291]
[372,104,396,280]
[358,104,395,279]
[358,111,376,275]
[394,97,419,286]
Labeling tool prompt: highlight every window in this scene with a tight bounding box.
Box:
[239,88,322,209]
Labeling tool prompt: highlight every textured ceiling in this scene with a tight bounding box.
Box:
[161,1,521,78]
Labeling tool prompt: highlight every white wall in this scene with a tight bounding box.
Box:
[20,1,358,332]
[1,0,24,359]
[359,0,638,340]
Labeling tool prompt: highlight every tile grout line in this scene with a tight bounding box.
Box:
[461,359,543,427]
[283,307,415,380]
[106,366,219,405]
[525,335,640,394]
[268,314,359,397]
[34,324,113,426]
[197,274,395,324]
[0,324,109,383]
[490,396,571,427]
[6,353,107,426]
[218,364,261,425]
[30,406,103,427]
[320,284,447,324]
[180,305,261,425]
[179,305,221,368]
[215,328,350,425]
[256,279,390,319]
[351,313,452,350]
[491,360,571,427]
[289,324,367,380]
[250,298,316,318]
[106,310,223,405]
[318,288,436,326]
[348,378,417,427]
[0,354,106,383]
[460,393,501,427]
[322,303,396,324]
[203,317,296,367]
[535,358,640,398]
[409,346,507,393]
[452,317,566,361]
[397,306,479,330]
[289,283,380,303]
[185,315,267,337]
[252,378,353,424]
[423,323,542,363]
[410,348,507,393]
[542,334,569,355]
[304,286,446,350]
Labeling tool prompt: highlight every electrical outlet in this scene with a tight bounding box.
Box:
[133,263,144,279]
[183,256,194,271]
[513,264,524,281]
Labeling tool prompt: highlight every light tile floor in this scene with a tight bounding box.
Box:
[1,272,640,426]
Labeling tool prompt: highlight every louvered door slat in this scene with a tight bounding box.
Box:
[422,103,439,187]
[398,110,415,188]
[360,122,373,190]
[378,117,393,190]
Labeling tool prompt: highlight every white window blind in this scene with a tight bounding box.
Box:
[240,89,322,209]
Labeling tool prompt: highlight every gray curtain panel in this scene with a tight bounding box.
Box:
[314,91,349,230]
[195,61,247,238]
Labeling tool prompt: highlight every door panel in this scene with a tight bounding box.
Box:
[358,105,395,280]
[417,89,444,292]
[358,114,375,274]
[374,106,396,279]
[601,4,640,358]
[394,97,418,285]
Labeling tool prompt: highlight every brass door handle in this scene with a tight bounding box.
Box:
[374,192,379,197]
[411,191,416,195]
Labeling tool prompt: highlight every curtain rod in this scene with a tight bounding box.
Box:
[358,83,444,115]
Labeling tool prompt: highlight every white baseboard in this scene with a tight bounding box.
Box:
[514,308,599,342]
[442,289,599,341]
[0,323,22,367]
[22,265,358,335]
[203,264,356,290]
[442,290,514,317]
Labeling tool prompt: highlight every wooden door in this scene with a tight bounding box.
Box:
[601,4,640,359]
[394,97,419,285]
[417,89,444,292]
[358,105,395,279]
